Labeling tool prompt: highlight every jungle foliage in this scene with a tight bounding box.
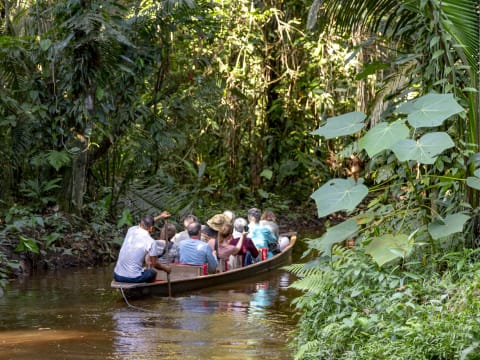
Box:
[0,1,351,284]
[287,0,480,358]
[1,0,480,358]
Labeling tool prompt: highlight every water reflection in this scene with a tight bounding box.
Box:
[111,274,297,359]
[0,265,299,360]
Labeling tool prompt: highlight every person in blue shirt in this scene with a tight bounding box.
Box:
[179,221,218,273]
[247,208,277,258]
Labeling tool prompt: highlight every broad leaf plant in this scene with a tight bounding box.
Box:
[310,92,469,267]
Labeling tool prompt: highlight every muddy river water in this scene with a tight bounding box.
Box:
[0,255,304,359]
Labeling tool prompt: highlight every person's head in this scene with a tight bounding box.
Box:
[218,222,233,243]
[247,208,261,224]
[207,213,228,232]
[183,214,198,229]
[233,217,247,233]
[223,210,235,224]
[261,210,276,222]
[220,222,233,236]
[140,215,155,232]
[160,223,177,241]
[187,221,202,238]
[201,225,218,240]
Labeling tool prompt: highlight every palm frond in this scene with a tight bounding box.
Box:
[308,0,402,34]
[442,0,479,74]
[121,181,169,219]
[0,36,34,88]
[120,176,216,224]
[368,59,417,126]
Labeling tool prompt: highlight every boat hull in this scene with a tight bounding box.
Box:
[111,234,296,298]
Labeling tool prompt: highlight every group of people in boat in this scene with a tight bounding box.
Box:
[113,208,290,284]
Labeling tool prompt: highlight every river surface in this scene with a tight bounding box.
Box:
[0,242,307,360]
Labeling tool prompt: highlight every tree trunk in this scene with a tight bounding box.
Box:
[71,135,88,214]
[69,94,94,214]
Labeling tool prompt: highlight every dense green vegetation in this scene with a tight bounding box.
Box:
[287,0,480,358]
[1,0,340,283]
[1,0,480,358]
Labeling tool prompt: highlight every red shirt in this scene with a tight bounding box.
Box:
[229,236,259,265]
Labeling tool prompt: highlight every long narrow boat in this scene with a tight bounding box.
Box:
[111,232,297,298]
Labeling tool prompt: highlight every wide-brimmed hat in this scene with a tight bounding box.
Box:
[207,214,228,231]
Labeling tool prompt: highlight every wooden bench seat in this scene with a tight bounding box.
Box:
[111,263,206,289]
[155,263,206,282]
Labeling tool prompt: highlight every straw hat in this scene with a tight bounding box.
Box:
[207,214,228,231]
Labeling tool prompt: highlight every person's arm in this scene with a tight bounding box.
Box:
[207,237,216,250]
[154,211,171,222]
[231,232,246,255]
[149,256,171,273]
[205,247,218,273]
[247,238,259,258]
[273,223,280,240]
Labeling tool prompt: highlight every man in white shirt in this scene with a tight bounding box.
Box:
[114,213,171,283]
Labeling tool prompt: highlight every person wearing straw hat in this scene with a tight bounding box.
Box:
[204,213,229,254]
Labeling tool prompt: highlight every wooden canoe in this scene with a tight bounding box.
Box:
[111,232,297,298]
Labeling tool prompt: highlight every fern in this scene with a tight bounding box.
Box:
[285,262,324,277]
[294,339,320,360]
[290,274,329,294]
[47,150,71,171]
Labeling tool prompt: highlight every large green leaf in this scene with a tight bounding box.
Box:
[311,112,366,139]
[365,233,413,267]
[390,132,454,164]
[308,218,359,258]
[389,139,419,162]
[466,168,480,190]
[466,176,480,190]
[397,93,464,129]
[311,178,368,218]
[15,236,39,254]
[358,121,410,157]
[428,213,470,240]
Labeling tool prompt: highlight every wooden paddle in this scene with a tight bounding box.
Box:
[164,218,172,298]
[167,272,172,298]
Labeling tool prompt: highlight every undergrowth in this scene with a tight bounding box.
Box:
[287,246,480,359]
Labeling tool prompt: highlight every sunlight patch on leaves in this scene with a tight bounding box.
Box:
[365,233,413,267]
